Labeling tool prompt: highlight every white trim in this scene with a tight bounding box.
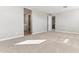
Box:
[55,30,79,34]
[0,35,24,41]
[32,31,47,35]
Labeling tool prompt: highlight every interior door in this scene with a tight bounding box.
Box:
[47,16,52,31]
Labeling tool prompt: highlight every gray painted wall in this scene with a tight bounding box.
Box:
[0,7,24,39]
[55,9,79,33]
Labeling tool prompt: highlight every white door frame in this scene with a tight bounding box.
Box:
[47,15,52,32]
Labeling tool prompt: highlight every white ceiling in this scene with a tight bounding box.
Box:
[25,6,79,14]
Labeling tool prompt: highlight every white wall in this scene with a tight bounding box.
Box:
[0,7,24,40]
[55,9,79,33]
[24,15,28,31]
[32,10,47,34]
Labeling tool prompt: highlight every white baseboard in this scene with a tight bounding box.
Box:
[0,35,24,41]
[32,31,47,35]
[55,30,79,34]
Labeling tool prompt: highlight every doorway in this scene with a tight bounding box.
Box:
[52,16,55,31]
[24,8,32,35]
[47,16,55,32]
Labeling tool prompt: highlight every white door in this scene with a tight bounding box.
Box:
[48,16,52,31]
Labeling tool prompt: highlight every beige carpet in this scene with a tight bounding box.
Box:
[0,32,79,53]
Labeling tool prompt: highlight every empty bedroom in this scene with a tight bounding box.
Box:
[0,6,79,53]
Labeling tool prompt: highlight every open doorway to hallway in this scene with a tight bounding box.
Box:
[52,16,55,31]
[47,16,55,32]
[24,8,32,36]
